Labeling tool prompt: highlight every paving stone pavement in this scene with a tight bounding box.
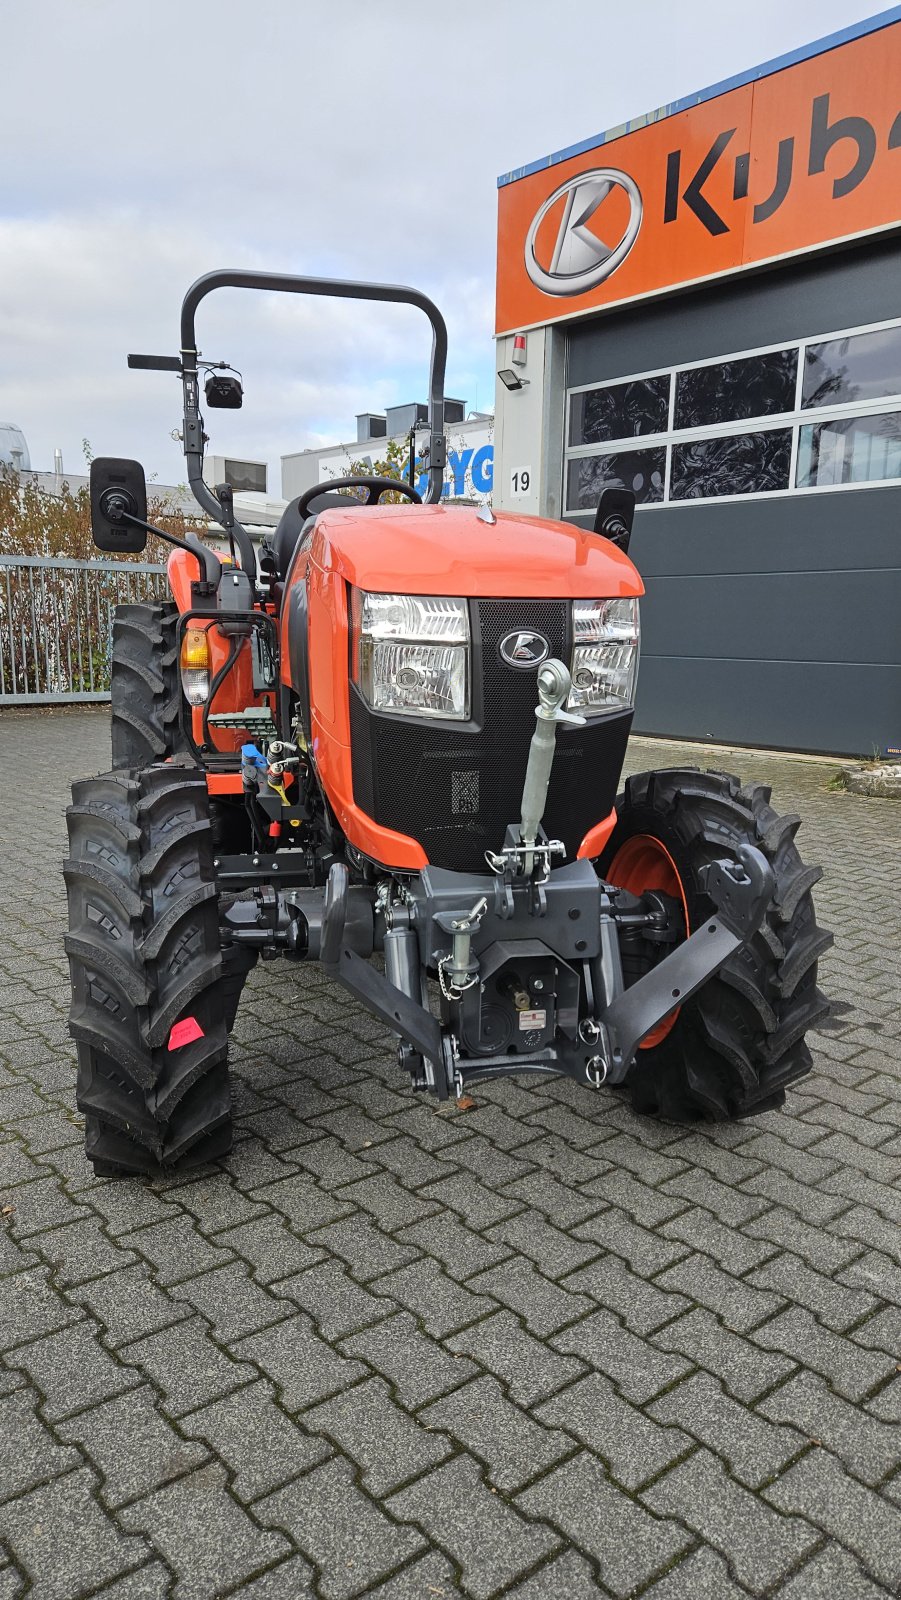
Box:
[1,706,900,1599]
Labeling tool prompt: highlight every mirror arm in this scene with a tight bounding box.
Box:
[119,512,223,588]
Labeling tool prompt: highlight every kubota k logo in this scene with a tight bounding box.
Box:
[499,631,551,669]
[525,168,643,296]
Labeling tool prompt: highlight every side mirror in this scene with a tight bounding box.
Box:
[205,373,243,409]
[593,487,636,554]
[90,458,148,553]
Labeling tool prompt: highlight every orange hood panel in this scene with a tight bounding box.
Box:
[308,504,644,598]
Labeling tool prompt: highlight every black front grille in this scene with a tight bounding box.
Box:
[350,598,631,871]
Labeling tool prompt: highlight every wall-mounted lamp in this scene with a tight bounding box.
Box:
[498,368,530,392]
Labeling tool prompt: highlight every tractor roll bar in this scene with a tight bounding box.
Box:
[179,269,449,568]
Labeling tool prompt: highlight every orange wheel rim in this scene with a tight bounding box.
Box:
[606,833,689,1047]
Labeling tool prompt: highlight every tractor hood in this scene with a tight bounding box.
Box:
[308,504,643,598]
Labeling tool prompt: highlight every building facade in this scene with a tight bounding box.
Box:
[493,8,901,757]
[282,406,494,504]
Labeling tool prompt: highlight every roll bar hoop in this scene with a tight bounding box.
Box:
[178,269,449,566]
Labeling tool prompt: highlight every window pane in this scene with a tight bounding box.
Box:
[674,349,797,430]
[569,376,669,446]
[796,411,901,487]
[566,449,665,511]
[802,326,901,409]
[670,429,791,500]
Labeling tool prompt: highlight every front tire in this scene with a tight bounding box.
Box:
[599,768,832,1123]
[64,766,232,1174]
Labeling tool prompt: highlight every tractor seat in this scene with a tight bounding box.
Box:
[272,489,354,580]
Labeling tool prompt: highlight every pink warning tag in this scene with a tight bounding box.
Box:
[168,1016,205,1051]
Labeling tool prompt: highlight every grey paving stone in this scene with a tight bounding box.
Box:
[657,1251,783,1333]
[305,1374,451,1494]
[445,1133,537,1187]
[288,1134,374,1189]
[121,1216,235,1286]
[85,1182,181,1238]
[759,1369,901,1485]
[653,1308,796,1402]
[765,1450,901,1590]
[85,1562,173,1599]
[6,1320,139,1420]
[357,1550,459,1600]
[852,1306,901,1356]
[537,1371,690,1490]
[169,1263,290,1341]
[234,1312,366,1411]
[120,1463,289,1600]
[181,1377,328,1501]
[221,1135,302,1190]
[746,1205,862,1274]
[741,1166,851,1225]
[839,1249,901,1306]
[649,1371,803,1487]
[332,1172,440,1231]
[0,1266,80,1351]
[57,1385,209,1507]
[366,1134,459,1188]
[830,1204,901,1266]
[752,1306,896,1401]
[397,1211,511,1282]
[258,1455,425,1600]
[575,1207,688,1275]
[376,1257,496,1337]
[306,1214,420,1283]
[0,1389,81,1503]
[421,1374,573,1492]
[214,1214,324,1284]
[499,1169,599,1229]
[451,1309,586,1406]
[29,1216,139,1287]
[389,1453,559,1600]
[517,1451,690,1597]
[468,1256,592,1336]
[748,1250,877,1331]
[640,1546,750,1598]
[661,1205,775,1273]
[582,1167,686,1228]
[643,1447,820,1594]
[222,1555,315,1596]
[487,1209,598,1280]
[274,1260,392,1340]
[553,1308,691,1403]
[564,1254,690,1335]
[418,1169,523,1228]
[122,1317,257,1417]
[664,1130,766,1185]
[663,1167,770,1226]
[504,1550,606,1599]
[69,1265,191,1347]
[167,1175,268,1234]
[231,1171,352,1233]
[0,1467,149,1600]
[339,1310,479,1407]
[0,1568,25,1600]
[777,1543,895,1600]
[0,1140,51,1186]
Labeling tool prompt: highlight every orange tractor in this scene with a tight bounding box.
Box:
[64,270,831,1174]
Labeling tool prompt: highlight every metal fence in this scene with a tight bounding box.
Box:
[0,555,168,704]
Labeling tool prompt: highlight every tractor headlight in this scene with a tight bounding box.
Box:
[568,597,640,715]
[352,590,470,720]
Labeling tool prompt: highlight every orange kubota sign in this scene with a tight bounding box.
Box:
[496,19,901,335]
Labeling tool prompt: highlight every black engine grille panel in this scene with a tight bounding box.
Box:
[350,598,632,872]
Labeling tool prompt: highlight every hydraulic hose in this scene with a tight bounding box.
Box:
[201,635,242,751]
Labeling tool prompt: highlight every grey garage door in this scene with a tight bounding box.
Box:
[564,237,901,756]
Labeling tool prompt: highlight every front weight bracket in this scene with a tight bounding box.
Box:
[602,845,774,1081]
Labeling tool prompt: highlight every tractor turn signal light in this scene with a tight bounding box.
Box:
[180,627,211,707]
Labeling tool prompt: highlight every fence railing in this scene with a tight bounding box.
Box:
[0,555,168,704]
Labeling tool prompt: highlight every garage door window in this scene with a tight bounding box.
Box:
[564,315,901,512]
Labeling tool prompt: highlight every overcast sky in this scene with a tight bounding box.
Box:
[0,0,884,494]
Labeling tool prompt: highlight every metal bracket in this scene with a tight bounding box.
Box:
[602,845,774,1082]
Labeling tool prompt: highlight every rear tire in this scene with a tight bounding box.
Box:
[110,602,187,769]
[64,766,232,1174]
[599,767,832,1123]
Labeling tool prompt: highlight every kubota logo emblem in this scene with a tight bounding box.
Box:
[499,631,551,669]
[525,168,643,297]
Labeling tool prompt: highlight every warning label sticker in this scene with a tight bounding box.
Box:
[519,1009,547,1030]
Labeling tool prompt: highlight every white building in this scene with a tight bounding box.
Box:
[282,401,494,504]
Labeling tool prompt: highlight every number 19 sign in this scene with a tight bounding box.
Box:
[510,466,532,499]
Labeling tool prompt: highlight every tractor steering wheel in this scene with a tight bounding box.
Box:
[296,475,421,521]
